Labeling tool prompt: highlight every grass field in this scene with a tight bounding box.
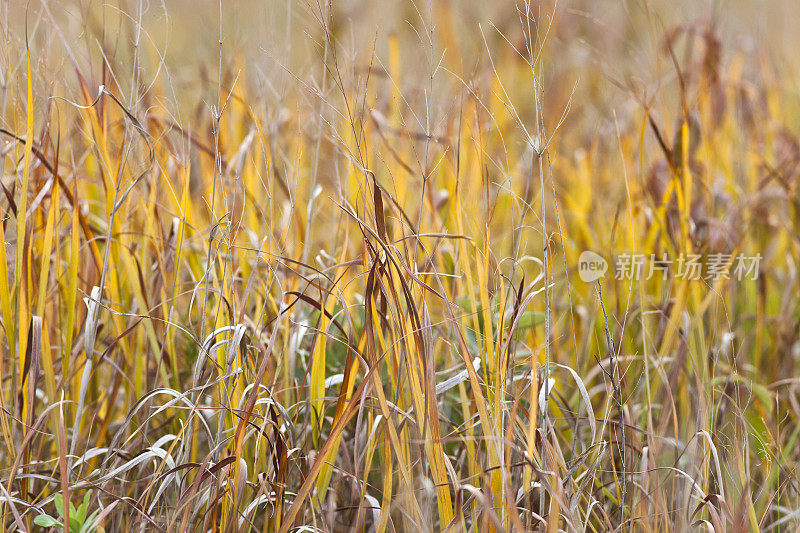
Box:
[2,0,800,531]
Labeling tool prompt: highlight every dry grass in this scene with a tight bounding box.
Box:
[1,0,799,531]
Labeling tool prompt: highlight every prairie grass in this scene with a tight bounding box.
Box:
[1,0,799,531]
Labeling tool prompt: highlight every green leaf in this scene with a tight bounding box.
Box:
[77,495,89,524]
[34,514,61,528]
[70,514,84,533]
[515,310,545,333]
[53,494,63,517]
[83,490,92,509]
[81,510,101,533]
